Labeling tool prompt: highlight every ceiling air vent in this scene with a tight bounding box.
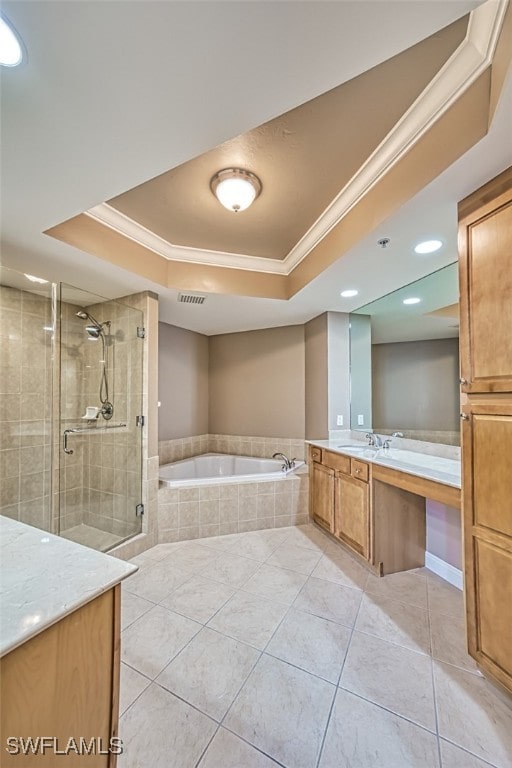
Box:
[178,292,207,305]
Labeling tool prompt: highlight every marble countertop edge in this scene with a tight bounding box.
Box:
[0,517,137,658]
[306,439,461,490]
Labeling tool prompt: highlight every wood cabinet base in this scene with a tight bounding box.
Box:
[0,587,121,766]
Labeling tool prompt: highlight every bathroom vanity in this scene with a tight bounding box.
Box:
[0,517,136,766]
[308,440,460,576]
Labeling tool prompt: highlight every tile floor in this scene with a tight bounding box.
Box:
[118,524,512,768]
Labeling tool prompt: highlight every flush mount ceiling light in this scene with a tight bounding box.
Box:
[0,14,23,67]
[403,297,421,305]
[340,289,359,298]
[414,239,442,254]
[210,168,262,213]
[24,273,48,284]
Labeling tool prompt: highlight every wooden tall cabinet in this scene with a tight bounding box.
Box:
[458,166,512,694]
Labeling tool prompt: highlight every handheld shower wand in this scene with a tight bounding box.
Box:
[75,310,113,419]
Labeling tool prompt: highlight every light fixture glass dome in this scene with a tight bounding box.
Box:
[211,168,262,213]
[340,289,358,298]
[0,15,23,67]
[403,297,421,305]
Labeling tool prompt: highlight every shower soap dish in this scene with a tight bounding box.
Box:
[81,406,100,420]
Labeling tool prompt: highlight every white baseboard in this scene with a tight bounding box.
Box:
[425,552,463,590]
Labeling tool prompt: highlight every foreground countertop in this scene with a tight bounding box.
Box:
[0,517,137,657]
[307,439,461,489]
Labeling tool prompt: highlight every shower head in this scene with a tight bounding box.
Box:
[85,324,102,339]
[75,310,110,338]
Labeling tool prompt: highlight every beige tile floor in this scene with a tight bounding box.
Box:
[118,524,512,768]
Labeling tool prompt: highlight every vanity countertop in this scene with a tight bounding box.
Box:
[307,439,461,489]
[0,516,137,658]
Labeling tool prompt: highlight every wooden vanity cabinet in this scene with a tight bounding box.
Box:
[308,446,371,560]
[458,167,512,694]
[0,586,121,767]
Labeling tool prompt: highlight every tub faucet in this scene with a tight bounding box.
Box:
[272,452,296,471]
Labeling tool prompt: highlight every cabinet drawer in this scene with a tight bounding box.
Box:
[323,450,351,474]
[309,446,322,463]
[351,459,369,482]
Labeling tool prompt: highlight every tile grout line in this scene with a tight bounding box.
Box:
[427,578,444,768]
[438,737,502,768]
[315,582,366,768]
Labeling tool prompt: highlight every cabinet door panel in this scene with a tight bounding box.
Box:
[473,413,512,537]
[475,539,512,680]
[459,178,512,392]
[335,474,369,558]
[462,403,512,692]
[311,462,334,533]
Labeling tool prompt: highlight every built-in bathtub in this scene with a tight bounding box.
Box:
[159,452,304,488]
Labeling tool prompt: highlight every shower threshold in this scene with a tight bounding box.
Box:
[60,524,123,552]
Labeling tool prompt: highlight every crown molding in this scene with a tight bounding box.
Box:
[85,0,507,277]
[85,203,290,275]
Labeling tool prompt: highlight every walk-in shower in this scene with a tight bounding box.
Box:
[0,266,145,553]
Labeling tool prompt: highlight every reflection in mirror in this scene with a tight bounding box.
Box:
[349,263,460,445]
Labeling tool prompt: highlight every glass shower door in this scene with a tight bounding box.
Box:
[58,284,144,551]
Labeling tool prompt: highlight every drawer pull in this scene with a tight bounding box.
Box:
[355,468,361,474]
[460,413,470,421]
[459,377,468,385]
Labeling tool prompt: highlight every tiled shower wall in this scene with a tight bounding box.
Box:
[0,285,53,531]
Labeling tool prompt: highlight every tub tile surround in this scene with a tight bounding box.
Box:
[157,433,308,543]
[118,523,512,768]
[158,468,309,543]
[159,433,307,465]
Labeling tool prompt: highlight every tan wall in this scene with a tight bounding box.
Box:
[372,338,460,432]
[208,325,305,438]
[426,500,461,569]
[305,314,328,440]
[158,322,209,440]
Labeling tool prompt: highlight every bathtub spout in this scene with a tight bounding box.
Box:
[272,452,296,471]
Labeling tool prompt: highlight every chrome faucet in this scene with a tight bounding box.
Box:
[272,452,296,471]
[365,433,383,448]
[382,431,404,449]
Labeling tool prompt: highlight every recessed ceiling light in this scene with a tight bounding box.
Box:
[24,274,48,284]
[403,297,421,305]
[414,239,442,254]
[0,15,23,67]
[340,289,359,298]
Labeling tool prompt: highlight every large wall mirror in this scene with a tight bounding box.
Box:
[349,263,460,445]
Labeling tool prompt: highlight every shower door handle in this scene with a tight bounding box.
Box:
[63,430,74,455]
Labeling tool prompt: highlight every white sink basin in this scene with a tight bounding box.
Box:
[336,444,376,453]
